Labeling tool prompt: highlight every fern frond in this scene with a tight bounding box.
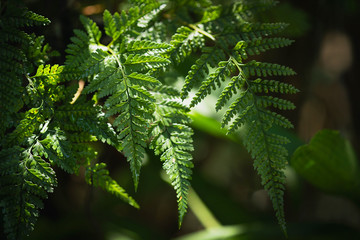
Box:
[124,54,170,66]
[102,6,159,45]
[79,15,102,45]
[33,64,64,84]
[245,37,294,56]
[0,0,42,136]
[216,74,246,111]
[65,29,91,67]
[0,146,57,240]
[216,22,289,48]
[258,109,294,129]
[127,72,162,87]
[250,79,299,94]
[242,60,296,77]
[176,1,297,231]
[72,13,174,190]
[215,59,295,234]
[103,10,121,41]
[0,3,50,28]
[200,5,223,23]
[221,90,253,127]
[23,10,50,26]
[38,128,78,174]
[181,47,225,99]
[56,101,119,145]
[83,66,118,95]
[85,163,139,208]
[256,95,296,110]
[136,2,165,29]
[126,40,171,53]
[169,26,204,64]
[150,89,194,227]
[80,49,110,79]
[244,122,288,233]
[190,59,235,107]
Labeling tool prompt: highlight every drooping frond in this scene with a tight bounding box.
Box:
[56,101,119,148]
[176,1,298,233]
[37,128,78,174]
[68,11,171,190]
[181,47,225,99]
[190,58,236,108]
[0,147,57,240]
[85,163,139,208]
[150,87,194,227]
[0,0,50,137]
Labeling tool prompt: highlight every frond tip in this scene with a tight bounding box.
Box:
[85,163,139,208]
[150,89,194,227]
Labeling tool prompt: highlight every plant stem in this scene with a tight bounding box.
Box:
[188,188,222,229]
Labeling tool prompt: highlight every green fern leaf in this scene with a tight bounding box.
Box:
[256,95,296,110]
[39,129,78,174]
[79,15,102,44]
[0,146,57,240]
[175,2,297,233]
[200,5,223,23]
[33,64,64,84]
[244,122,288,234]
[65,29,91,67]
[181,47,225,99]
[216,75,246,111]
[23,10,51,26]
[246,37,294,56]
[73,13,172,190]
[127,40,171,52]
[124,54,170,65]
[169,26,204,64]
[150,89,194,227]
[242,60,296,77]
[250,79,299,94]
[103,10,121,41]
[85,163,139,208]
[80,49,109,79]
[190,59,235,107]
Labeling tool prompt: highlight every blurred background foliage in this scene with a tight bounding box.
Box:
[13,0,360,239]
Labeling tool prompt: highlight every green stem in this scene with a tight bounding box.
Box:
[188,187,221,229]
[188,24,215,41]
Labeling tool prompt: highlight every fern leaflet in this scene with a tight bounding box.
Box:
[150,87,194,227]
[177,0,298,233]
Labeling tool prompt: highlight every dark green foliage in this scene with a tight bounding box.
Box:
[176,0,298,234]
[150,87,194,227]
[0,0,298,238]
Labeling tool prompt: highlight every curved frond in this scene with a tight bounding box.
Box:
[150,88,194,227]
[0,146,57,240]
[169,26,204,64]
[85,163,139,208]
[190,59,235,107]
[181,47,225,99]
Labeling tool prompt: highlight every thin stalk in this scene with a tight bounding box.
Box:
[188,187,222,229]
